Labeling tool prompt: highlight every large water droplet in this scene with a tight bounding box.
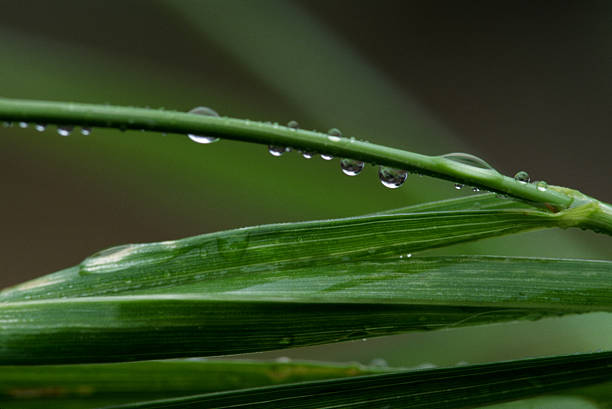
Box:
[536,181,548,191]
[514,171,530,184]
[287,120,299,129]
[378,166,408,189]
[340,158,364,176]
[18,122,28,128]
[327,128,342,142]
[81,127,92,136]
[34,124,46,132]
[187,106,220,144]
[58,125,73,136]
[441,152,496,171]
[268,145,289,157]
[320,154,334,160]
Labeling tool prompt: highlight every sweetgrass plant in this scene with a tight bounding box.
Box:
[0,96,611,408]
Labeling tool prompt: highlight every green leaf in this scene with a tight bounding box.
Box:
[1,256,610,364]
[0,209,569,302]
[96,351,612,408]
[0,360,385,409]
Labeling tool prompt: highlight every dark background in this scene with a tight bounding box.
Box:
[0,0,610,368]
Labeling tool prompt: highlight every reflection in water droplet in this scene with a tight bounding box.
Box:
[18,122,28,128]
[58,125,73,136]
[327,128,342,142]
[454,183,464,190]
[514,171,530,184]
[378,166,408,189]
[321,154,334,160]
[287,120,299,129]
[35,124,46,132]
[268,145,289,157]
[536,181,548,191]
[340,158,364,176]
[441,152,496,171]
[301,151,314,159]
[187,106,220,144]
[81,127,92,136]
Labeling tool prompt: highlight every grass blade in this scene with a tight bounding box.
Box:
[1,256,610,364]
[1,209,573,302]
[99,352,612,408]
[0,360,384,409]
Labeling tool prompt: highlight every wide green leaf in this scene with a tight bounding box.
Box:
[1,255,610,364]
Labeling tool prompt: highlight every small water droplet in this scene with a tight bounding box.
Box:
[536,181,548,191]
[301,151,314,159]
[34,124,46,132]
[378,166,407,189]
[441,152,496,171]
[287,120,299,129]
[58,125,73,136]
[340,158,364,176]
[514,171,530,184]
[18,122,28,128]
[327,128,342,142]
[320,154,334,160]
[472,187,480,192]
[268,145,289,157]
[187,106,220,144]
[454,183,464,190]
[81,127,92,136]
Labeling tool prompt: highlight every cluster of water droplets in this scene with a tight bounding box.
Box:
[4,120,95,137]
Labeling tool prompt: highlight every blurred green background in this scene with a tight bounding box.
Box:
[1,0,610,368]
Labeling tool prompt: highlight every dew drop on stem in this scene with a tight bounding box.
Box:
[514,171,530,184]
[301,151,314,159]
[328,128,342,142]
[81,127,92,136]
[378,166,408,189]
[287,120,299,129]
[18,122,28,128]
[187,106,220,144]
[454,183,464,190]
[268,145,289,157]
[57,125,73,136]
[441,152,496,171]
[340,158,364,176]
[34,124,46,132]
[536,181,548,191]
[321,154,334,160]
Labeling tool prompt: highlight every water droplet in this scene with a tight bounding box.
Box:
[514,171,530,184]
[320,154,334,160]
[472,187,480,192]
[454,183,464,190]
[301,151,314,159]
[340,158,364,176]
[81,127,92,136]
[187,106,220,144]
[441,152,496,171]
[57,125,73,136]
[268,145,289,157]
[536,181,548,191]
[378,166,407,189]
[327,128,342,142]
[34,124,46,132]
[287,120,299,129]
[18,122,28,128]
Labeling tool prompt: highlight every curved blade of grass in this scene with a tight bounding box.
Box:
[0,208,588,302]
[0,359,386,409]
[97,352,612,408]
[1,255,610,364]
